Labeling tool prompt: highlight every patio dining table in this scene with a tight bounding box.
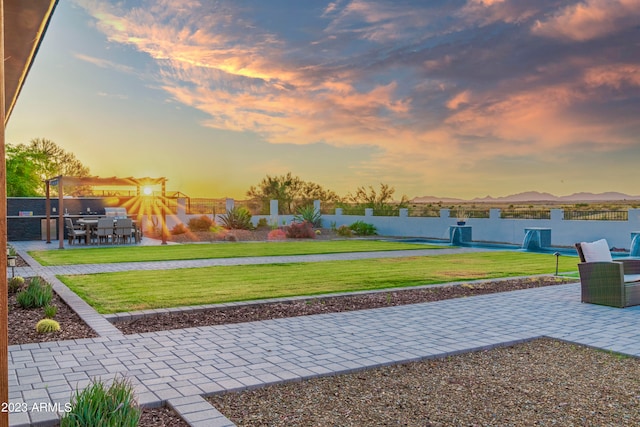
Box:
[76,218,99,228]
[76,217,140,244]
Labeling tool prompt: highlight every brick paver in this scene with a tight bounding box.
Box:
[7,240,638,426]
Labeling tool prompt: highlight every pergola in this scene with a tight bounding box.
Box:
[2,2,61,424]
[44,175,169,248]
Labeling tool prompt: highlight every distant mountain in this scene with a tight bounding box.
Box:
[560,192,640,201]
[472,191,558,202]
[411,191,640,203]
[410,195,467,204]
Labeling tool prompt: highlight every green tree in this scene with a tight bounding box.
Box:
[247,172,339,214]
[5,138,90,196]
[342,183,409,216]
[5,145,41,196]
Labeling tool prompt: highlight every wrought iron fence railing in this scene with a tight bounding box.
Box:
[450,209,490,219]
[500,210,551,220]
[408,206,441,217]
[183,198,225,215]
[564,210,628,221]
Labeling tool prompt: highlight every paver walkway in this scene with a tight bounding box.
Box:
[7,240,639,426]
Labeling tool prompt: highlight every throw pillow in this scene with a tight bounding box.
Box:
[580,239,613,263]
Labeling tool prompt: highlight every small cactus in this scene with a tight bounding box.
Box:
[36,319,60,333]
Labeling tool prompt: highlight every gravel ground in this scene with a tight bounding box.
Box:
[208,338,640,426]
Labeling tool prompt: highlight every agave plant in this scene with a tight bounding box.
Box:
[220,207,253,230]
[293,205,322,227]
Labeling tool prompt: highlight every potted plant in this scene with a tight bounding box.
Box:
[456,209,468,226]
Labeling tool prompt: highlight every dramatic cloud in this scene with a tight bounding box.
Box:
[73,0,640,194]
[532,0,640,41]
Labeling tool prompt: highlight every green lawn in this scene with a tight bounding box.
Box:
[59,251,579,313]
[29,240,446,266]
[30,240,439,266]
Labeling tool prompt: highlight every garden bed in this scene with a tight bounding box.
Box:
[156,227,342,243]
[8,278,97,346]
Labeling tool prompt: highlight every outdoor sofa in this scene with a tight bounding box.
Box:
[575,239,640,308]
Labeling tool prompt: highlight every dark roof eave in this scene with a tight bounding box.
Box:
[4,0,59,125]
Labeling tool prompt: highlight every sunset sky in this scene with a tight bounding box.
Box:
[6,0,640,200]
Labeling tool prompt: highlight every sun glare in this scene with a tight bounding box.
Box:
[143,186,153,195]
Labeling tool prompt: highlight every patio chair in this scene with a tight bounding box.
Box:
[95,218,115,244]
[114,218,134,244]
[65,218,87,245]
[575,239,640,308]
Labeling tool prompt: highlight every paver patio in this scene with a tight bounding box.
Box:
[7,240,640,426]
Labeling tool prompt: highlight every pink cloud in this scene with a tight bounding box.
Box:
[324,0,433,42]
[584,64,640,89]
[532,0,640,41]
[446,91,471,110]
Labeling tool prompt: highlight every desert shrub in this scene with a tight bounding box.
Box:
[337,225,353,237]
[293,205,322,227]
[220,207,253,230]
[349,220,377,236]
[43,304,58,319]
[60,376,140,427]
[285,221,315,239]
[267,229,287,240]
[170,223,188,235]
[8,276,25,294]
[35,319,60,333]
[256,218,269,229]
[16,277,53,309]
[224,233,238,242]
[188,215,213,232]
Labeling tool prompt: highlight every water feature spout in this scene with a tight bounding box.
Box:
[522,229,542,251]
[522,227,552,252]
[450,227,461,245]
[631,233,640,257]
[449,225,472,245]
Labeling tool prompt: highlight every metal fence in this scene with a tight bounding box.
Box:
[233,199,264,216]
[408,206,441,217]
[185,198,227,215]
[500,209,551,220]
[564,210,628,221]
[173,198,632,222]
[453,209,490,219]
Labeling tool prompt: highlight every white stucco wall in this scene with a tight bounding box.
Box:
[169,198,640,250]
